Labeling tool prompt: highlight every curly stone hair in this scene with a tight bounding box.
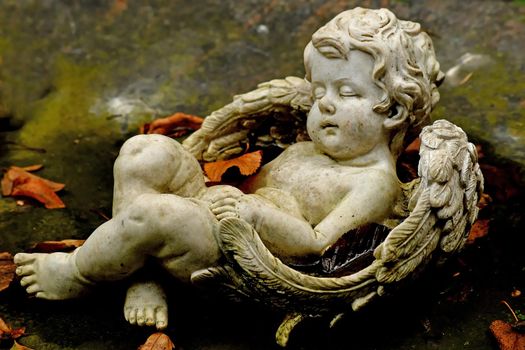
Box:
[304,7,444,158]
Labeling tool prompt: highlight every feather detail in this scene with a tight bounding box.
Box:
[183,76,311,161]
[377,119,484,285]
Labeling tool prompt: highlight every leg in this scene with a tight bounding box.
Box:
[15,193,220,299]
[112,134,207,216]
[111,134,208,327]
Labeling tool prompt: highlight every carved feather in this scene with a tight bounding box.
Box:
[376,119,483,283]
[209,217,379,312]
[183,76,312,161]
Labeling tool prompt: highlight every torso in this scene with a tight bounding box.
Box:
[242,142,392,225]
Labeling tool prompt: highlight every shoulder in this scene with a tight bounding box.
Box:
[351,168,400,201]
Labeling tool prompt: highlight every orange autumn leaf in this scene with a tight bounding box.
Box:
[141,112,204,138]
[139,333,175,350]
[1,166,65,209]
[490,320,525,350]
[204,151,263,182]
[28,240,85,253]
[466,219,490,244]
[0,317,25,340]
[0,252,16,293]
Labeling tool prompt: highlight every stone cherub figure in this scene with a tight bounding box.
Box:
[14,8,483,346]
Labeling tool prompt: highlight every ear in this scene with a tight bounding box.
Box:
[383,105,407,130]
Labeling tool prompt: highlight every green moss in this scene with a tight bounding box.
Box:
[438,57,525,164]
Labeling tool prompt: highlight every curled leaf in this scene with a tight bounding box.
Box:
[204,151,263,182]
[28,240,85,253]
[141,112,203,138]
[466,219,490,244]
[139,332,175,350]
[0,317,25,340]
[1,166,65,209]
[490,320,525,350]
[0,252,16,292]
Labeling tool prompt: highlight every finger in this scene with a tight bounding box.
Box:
[217,212,238,220]
[209,198,238,210]
[211,205,236,215]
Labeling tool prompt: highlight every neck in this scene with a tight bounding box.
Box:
[335,143,396,173]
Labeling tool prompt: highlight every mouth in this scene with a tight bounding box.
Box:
[320,120,338,129]
[320,120,338,135]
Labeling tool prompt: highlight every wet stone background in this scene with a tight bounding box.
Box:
[0,0,524,349]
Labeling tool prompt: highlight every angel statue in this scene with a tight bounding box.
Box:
[14,7,483,347]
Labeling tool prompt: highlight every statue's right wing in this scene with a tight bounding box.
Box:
[182,77,312,162]
[375,119,484,284]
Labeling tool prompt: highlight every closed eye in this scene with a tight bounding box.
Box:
[339,86,358,97]
[313,87,326,99]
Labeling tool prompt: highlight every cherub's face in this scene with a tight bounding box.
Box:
[307,49,389,161]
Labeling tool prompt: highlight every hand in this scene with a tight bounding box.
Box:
[208,187,243,221]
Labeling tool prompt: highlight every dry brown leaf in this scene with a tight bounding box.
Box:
[11,341,34,350]
[0,316,25,340]
[466,219,490,244]
[141,113,203,138]
[204,151,263,182]
[0,253,16,292]
[404,137,421,153]
[490,320,525,350]
[28,240,85,253]
[1,166,65,209]
[139,333,175,350]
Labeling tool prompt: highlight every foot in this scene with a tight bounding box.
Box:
[14,250,94,300]
[124,281,168,330]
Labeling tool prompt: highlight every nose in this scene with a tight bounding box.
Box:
[318,96,335,115]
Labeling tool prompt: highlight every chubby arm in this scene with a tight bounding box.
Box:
[210,191,321,260]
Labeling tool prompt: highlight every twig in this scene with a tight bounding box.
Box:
[5,141,46,153]
[501,300,519,323]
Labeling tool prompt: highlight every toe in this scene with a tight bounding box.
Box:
[16,265,35,277]
[128,309,138,325]
[145,308,155,326]
[14,253,35,265]
[20,275,36,287]
[26,283,42,294]
[155,308,168,330]
[136,309,145,326]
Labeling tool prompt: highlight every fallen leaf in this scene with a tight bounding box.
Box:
[0,253,16,292]
[511,289,522,298]
[490,320,525,350]
[204,151,263,182]
[11,341,34,350]
[0,316,25,340]
[28,240,85,253]
[141,113,204,138]
[1,166,65,209]
[466,219,490,244]
[404,137,421,153]
[139,333,175,350]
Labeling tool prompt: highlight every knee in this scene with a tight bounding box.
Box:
[115,135,182,186]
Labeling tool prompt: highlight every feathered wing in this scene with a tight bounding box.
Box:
[375,119,484,283]
[182,76,312,162]
[192,218,380,314]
